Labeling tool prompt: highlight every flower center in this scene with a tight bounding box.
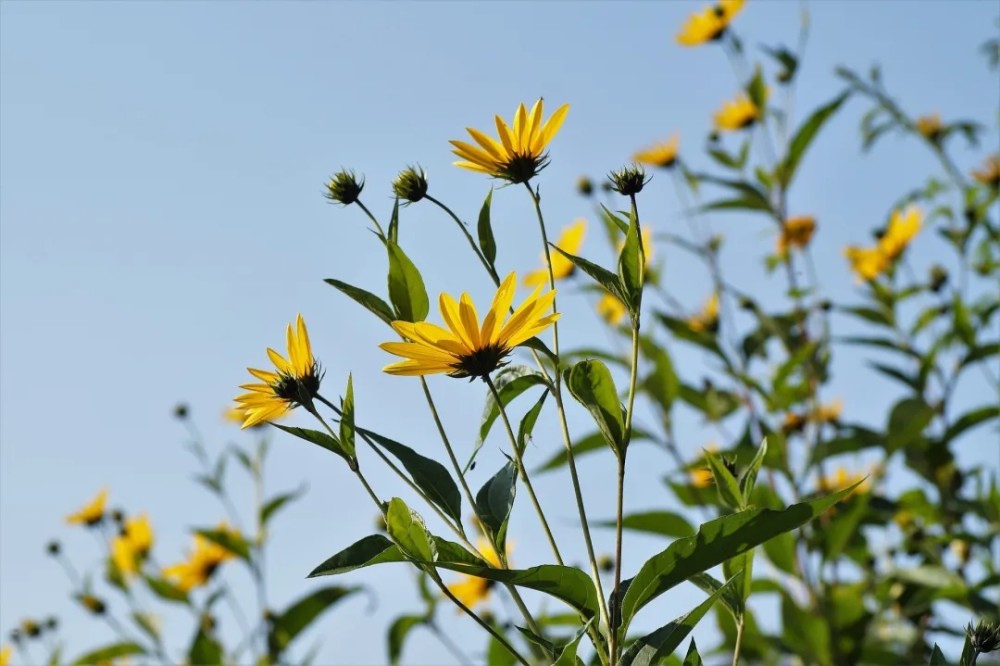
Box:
[448,343,511,379]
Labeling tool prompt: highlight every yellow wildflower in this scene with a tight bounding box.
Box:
[234,314,321,429]
[524,219,586,287]
[843,245,888,282]
[915,113,942,141]
[878,206,921,262]
[714,92,760,132]
[66,488,108,526]
[690,467,714,489]
[971,153,1000,188]
[448,538,506,609]
[0,645,10,666]
[112,513,154,577]
[811,398,843,424]
[380,272,559,379]
[450,99,569,183]
[777,215,816,256]
[163,523,240,592]
[633,134,680,169]
[597,292,628,326]
[817,467,871,495]
[676,0,746,46]
[687,293,720,333]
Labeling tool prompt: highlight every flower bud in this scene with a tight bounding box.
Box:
[45,617,58,631]
[20,620,40,638]
[577,176,594,197]
[46,541,61,556]
[929,265,948,292]
[324,170,364,206]
[392,166,428,204]
[173,403,189,420]
[79,595,106,615]
[597,554,615,573]
[968,620,1000,654]
[608,165,650,196]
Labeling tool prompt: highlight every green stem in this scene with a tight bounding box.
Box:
[732,618,745,666]
[425,194,500,284]
[484,374,563,565]
[354,199,386,240]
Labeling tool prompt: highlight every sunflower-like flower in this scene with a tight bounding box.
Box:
[677,0,746,46]
[66,488,108,526]
[447,538,506,609]
[163,524,240,592]
[843,245,887,282]
[817,467,872,496]
[0,644,10,666]
[633,134,680,169]
[524,219,586,287]
[915,113,943,141]
[844,207,922,281]
[234,314,322,429]
[111,513,154,577]
[777,215,816,256]
[971,154,1000,188]
[687,293,720,333]
[450,99,570,183]
[380,273,559,379]
[714,92,761,132]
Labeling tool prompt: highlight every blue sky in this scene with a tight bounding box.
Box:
[1,1,997,664]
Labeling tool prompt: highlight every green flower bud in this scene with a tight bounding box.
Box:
[577,176,594,197]
[392,165,428,204]
[968,620,1000,654]
[608,164,650,196]
[324,170,364,206]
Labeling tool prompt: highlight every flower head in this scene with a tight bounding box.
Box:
[381,273,559,379]
[817,467,871,495]
[0,644,11,666]
[677,0,746,46]
[576,176,594,197]
[687,293,720,333]
[915,113,943,141]
[67,488,108,526]
[971,154,1000,188]
[608,164,650,195]
[447,538,506,609]
[633,134,680,169]
[843,245,888,282]
[878,206,922,262]
[324,170,364,206]
[524,219,586,287]
[392,165,429,204]
[234,314,322,429]
[777,215,816,256]
[597,292,627,326]
[112,513,154,577]
[714,92,760,132]
[451,99,569,183]
[163,523,240,592]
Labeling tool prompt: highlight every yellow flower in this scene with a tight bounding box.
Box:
[380,272,559,379]
[524,219,586,287]
[0,645,10,666]
[450,99,570,183]
[633,134,680,169]
[111,513,154,577]
[811,398,843,424]
[878,206,921,262]
[714,92,760,132]
[687,293,720,333]
[67,488,108,526]
[843,245,888,282]
[234,314,321,429]
[163,523,240,592]
[677,0,746,46]
[777,215,816,256]
[597,292,628,326]
[971,153,1000,187]
[448,538,505,609]
[817,467,871,495]
[915,113,942,140]
[690,467,714,489]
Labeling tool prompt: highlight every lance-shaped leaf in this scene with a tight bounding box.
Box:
[261,485,307,525]
[617,484,858,634]
[188,629,222,666]
[777,92,850,187]
[478,188,497,266]
[386,497,436,562]
[566,360,626,457]
[621,575,737,666]
[618,210,643,316]
[272,424,356,469]
[476,461,517,549]
[596,511,695,539]
[268,586,360,657]
[324,278,395,327]
[387,197,400,244]
[388,614,427,666]
[739,437,769,500]
[517,390,549,455]
[386,241,428,322]
[364,430,462,523]
[71,643,145,666]
[551,245,627,302]
[308,534,484,578]
[552,620,594,666]
[704,451,742,510]
[682,639,704,666]
[194,526,252,561]
[339,374,357,459]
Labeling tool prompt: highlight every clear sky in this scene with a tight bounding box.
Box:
[1,1,997,664]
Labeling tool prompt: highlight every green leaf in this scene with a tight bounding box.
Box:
[886,398,935,452]
[388,197,400,245]
[618,209,643,316]
[682,639,704,666]
[762,531,797,575]
[386,241,429,322]
[476,461,517,549]
[551,245,626,302]
[324,278,395,327]
[517,390,549,455]
[339,374,357,459]
[596,511,695,539]
[943,404,999,443]
[272,424,355,468]
[143,575,190,605]
[745,65,768,111]
[131,611,160,643]
[840,304,893,327]
[566,360,626,457]
[705,451,742,510]
[364,430,462,524]
[552,620,593,666]
[386,497,436,562]
[700,196,772,214]
[479,367,548,446]
[269,586,360,657]
[688,573,742,621]
[778,92,850,187]
[536,429,649,474]
[387,614,426,666]
[194,526,252,561]
[618,484,857,634]
[261,485,307,525]
[478,188,497,266]
[868,362,922,391]
[723,549,754,610]
[929,644,947,666]
[71,643,145,666]
[621,575,736,666]
[600,204,629,234]
[739,438,768,500]
[188,628,223,666]
[640,339,679,411]
[308,534,484,578]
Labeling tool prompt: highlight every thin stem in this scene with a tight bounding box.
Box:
[425,194,500,284]
[354,199,386,240]
[524,181,611,648]
[484,375,563,565]
[428,620,473,666]
[732,618,746,666]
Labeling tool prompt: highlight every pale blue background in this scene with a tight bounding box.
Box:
[2,1,997,664]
